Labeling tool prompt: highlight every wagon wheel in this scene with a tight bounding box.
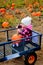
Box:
[24,52,37,65]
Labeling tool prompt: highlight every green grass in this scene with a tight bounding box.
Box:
[7,17,20,27]
[14,0,24,8]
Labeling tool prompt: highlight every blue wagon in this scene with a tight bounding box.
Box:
[0,28,42,65]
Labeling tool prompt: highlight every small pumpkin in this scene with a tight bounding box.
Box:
[10,7,14,10]
[36,11,41,16]
[40,6,43,11]
[28,8,33,12]
[35,2,39,5]
[2,22,9,28]
[33,2,39,7]
[11,34,23,44]
[12,3,15,7]
[31,12,37,16]
[28,4,33,8]
[0,8,6,12]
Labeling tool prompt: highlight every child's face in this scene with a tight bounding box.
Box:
[21,24,26,29]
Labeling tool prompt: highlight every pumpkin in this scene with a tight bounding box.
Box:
[28,8,32,12]
[36,11,41,16]
[28,4,33,8]
[10,7,14,10]
[31,12,37,16]
[12,3,15,7]
[2,22,9,28]
[0,8,6,15]
[33,2,39,7]
[35,2,39,5]
[0,8,6,12]
[11,34,23,44]
[40,6,43,11]
[31,11,41,16]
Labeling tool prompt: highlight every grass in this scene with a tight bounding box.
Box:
[14,0,24,8]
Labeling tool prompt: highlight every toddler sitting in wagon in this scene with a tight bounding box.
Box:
[17,16,32,40]
[12,16,32,47]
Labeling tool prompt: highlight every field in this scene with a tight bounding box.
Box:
[0,0,43,65]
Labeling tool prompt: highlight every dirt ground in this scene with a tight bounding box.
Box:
[0,8,43,65]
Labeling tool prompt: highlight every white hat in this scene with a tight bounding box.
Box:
[21,16,32,26]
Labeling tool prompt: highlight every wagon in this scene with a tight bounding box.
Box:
[0,28,42,65]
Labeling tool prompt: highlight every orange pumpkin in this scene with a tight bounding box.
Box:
[40,6,43,10]
[34,2,39,7]
[11,34,23,44]
[35,2,39,5]
[0,8,6,12]
[28,4,33,8]
[2,22,9,28]
[36,11,41,16]
[10,7,14,10]
[0,8,6,15]
[31,12,37,16]
[12,3,15,7]
[28,8,32,12]
[31,11,41,16]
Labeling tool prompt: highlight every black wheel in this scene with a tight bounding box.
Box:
[24,52,37,65]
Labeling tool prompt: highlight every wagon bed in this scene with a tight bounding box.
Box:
[0,28,42,62]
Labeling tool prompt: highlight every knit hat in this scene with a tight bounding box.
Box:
[21,16,32,26]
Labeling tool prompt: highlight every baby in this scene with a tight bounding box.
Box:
[17,16,32,41]
[12,16,32,47]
